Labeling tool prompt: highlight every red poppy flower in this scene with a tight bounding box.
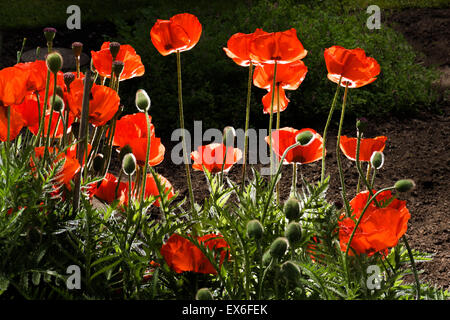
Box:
[14,93,40,128]
[265,127,324,164]
[249,28,307,64]
[324,46,380,88]
[112,113,165,167]
[94,172,129,206]
[14,60,48,92]
[28,111,74,139]
[223,28,268,67]
[339,190,411,256]
[91,42,145,81]
[150,13,202,56]
[160,233,229,274]
[261,87,290,113]
[134,173,175,207]
[0,66,30,106]
[67,79,120,127]
[0,106,24,141]
[191,143,242,174]
[339,136,387,162]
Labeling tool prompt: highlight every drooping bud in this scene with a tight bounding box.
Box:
[370,151,384,170]
[92,154,104,173]
[122,153,136,176]
[43,27,56,43]
[222,126,236,147]
[135,89,151,113]
[394,179,415,193]
[356,117,368,133]
[64,72,76,89]
[71,42,83,57]
[295,130,314,146]
[262,250,272,266]
[55,85,65,99]
[195,288,214,300]
[46,52,63,74]
[285,222,302,246]
[50,95,65,112]
[246,219,264,240]
[119,145,133,162]
[280,261,301,284]
[284,197,301,221]
[109,42,121,60]
[112,60,124,79]
[269,237,288,259]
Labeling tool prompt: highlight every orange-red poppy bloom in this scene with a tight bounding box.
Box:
[223,28,268,67]
[0,66,30,106]
[339,136,387,162]
[324,46,380,88]
[160,233,229,274]
[134,173,175,207]
[265,127,324,164]
[338,190,411,256]
[67,79,120,127]
[150,13,202,56]
[28,111,74,139]
[261,87,290,113]
[249,28,307,64]
[14,60,48,92]
[94,172,129,206]
[91,42,145,81]
[113,113,165,167]
[14,93,40,128]
[0,105,24,141]
[191,143,242,174]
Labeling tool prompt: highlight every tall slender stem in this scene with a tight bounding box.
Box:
[44,73,58,162]
[336,82,351,217]
[140,111,152,203]
[321,77,342,183]
[176,50,196,218]
[267,61,278,176]
[291,163,297,195]
[402,236,421,300]
[275,85,281,205]
[241,62,253,189]
[34,70,51,147]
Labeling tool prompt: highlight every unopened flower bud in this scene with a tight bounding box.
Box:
[370,151,384,170]
[119,145,133,162]
[92,154,104,173]
[222,126,236,147]
[109,42,121,60]
[195,288,214,300]
[135,89,151,112]
[262,250,272,266]
[394,179,415,193]
[46,52,63,74]
[285,222,302,246]
[246,219,264,240]
[356,117,368,133]
[122,153,136,176]
[112,60,124,78]
[50,95,64,112]
[43,27,56,43]
[64,72,75,89]
[280,261,301,284]
[295,130,314,146]
[284,197,301,221]
[270,237,288,259]
[71,42,83,57]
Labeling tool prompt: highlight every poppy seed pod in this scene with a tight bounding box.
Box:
[246,219,264,240]
[280,261,301,284]
[46,52,63,74]
[109,42,121,60]
[394,179,415,193]
[195,288,214,300]
[135,89,151,113]
[285,222,302,246]
[112,60,124,78]
[50,95,64,112]
[270,237,288,259]
[64,72,76,88]
[43,27,56,43]
[122,153,136,176]
[92,154,104,173]
[295,130,314,146]
[222,126,236,146]
[71,42,83,57]
[370,151,384,170]
[284,197,301,221]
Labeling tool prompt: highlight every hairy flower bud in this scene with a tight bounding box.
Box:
[222,126,236,147]
[284,197,301,221]
[135,89,151,113]
[64,72,76,89]
[50,95,64,112]
[46,52,63,74]
[356,117,368,133]
[195,288,214,300]
[270,237,288,259]
[394,179,415,193]
[295,130,314,146]
[370,151,384,170]
[262,250,272,266]
[71,42,83,57]
[280,261,301,284]
[122,153,136,176]
[109,42,121,60]
[43,27,56,43]
[119,145,133,162]
[285,222,302,246]
[246,219,264,240]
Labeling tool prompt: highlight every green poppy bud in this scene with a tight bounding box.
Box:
[43,27,56,43]
[122,153,136,176]
[280,261,301,284]
[295,130,314,146]
[246,219,264,240]
[195,288,214,300]
[112,60,124,78]
[284,197,301,221]
[72,42,83,58]
[222,126,236,147]
[394,179,415,193]
[356,117,368,133]
[370,151,384,170]
[262,250,272,266]
[119,145,133,162]
[46,52,63,74]
[135,89,151,113]
[109,42,121,60]
[270,237,288,259]
[92,154,104,173]
[50,95,64,112]
[285,222,302,246]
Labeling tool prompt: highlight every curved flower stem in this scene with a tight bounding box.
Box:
[176,50,196,220]
[402,235,421,300]
[321,77,342,183]
[370,168,377,189]
[267,61,278,177]
[44,73,58,163]
[34,70,51,147]
[241,61,253,190]
[258,258,274,300]
[140,111,152,204]
[355,129,377,205]
[365,164,372,188]
[275,85,281,205]
[336,82,351,217]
